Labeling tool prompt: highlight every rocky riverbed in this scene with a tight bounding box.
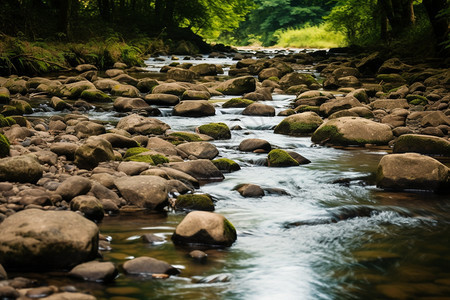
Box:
[0,48,449,299]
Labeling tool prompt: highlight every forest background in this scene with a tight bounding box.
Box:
[0,0,448,75]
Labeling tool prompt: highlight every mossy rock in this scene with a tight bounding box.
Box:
[406,94,428,106]
[0,134,10,158]
[376,74,406,83]
[197,123,231,140]
[1,105,20,116]
[80,89,112,103]
[175,194,215,212]
[268,76,280,82]
[0,87,10,104]
[393,134,450,156]
[222,98,254,108]
[0,115,15,127]
[212,158,241,173]
[8,116,26,127]
[274,112,323,136]
[148,153,169,165]
[124,154,154,164]
[168,132,203,143]
[295,105,321,114]
[267,149,299,167]
[10,100,33,115]
[123,147,149,159]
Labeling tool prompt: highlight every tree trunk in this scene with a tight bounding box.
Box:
[58,0,73,38]
[423,0,449,51]
[380,0,415,36]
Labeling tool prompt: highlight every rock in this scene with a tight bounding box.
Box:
[0,155,43,183]
[74,121,106,139]
[176,142,219,159]
[55,176,92,201]
[74,137,115,170]
[69,261,117,282]
[113,97,150,112]
[421,111,450,127]
[0,209,98,270]
[182,90,211,100]
[142,234,164,244]
[43,292,96,300]
[114,175,168,210]
[378,58,410,74]
[117,161,149,175]
[50,142,78,160]
[258,67,280,81]
[242,103,275,116]
[0,87,10,104]
[4,126,33,141]
[243,87,273,101]
[370,99,409,110]
[99,133,139,148]
[113,74,139,86]
[235,184,265,197]
[222,98,254,108]
[175,194,215,211]
[274,112,323,136]
[105,69,124,78]
[168,159,224,182]
[189,250,208,261]
[279,73,318,90]
[312,117,394,146]
[137,78,159,93]
[0,286,19,299]
[3,78,27,94]
[196,122,231,140]
[17,188,52,206]
[76,64,97,72]
[216,76,256,95]
[393,134,450,156]
[56,81,96,98]
[116,114,170,135]
[173,100,215,117]
[94,79,120,91]
[0,134,10,158]
[172,211,237,247]
[212,158,241,173]
[145,93,180,106]
[190,63,218,76]
[167,68,196,82]
[286,151,311,165]
[267,149,299,167]
[123,256,180,275]
[147,137,178,156]
[152,82,187,96]
[338,75,361,88]
[0,264,6,280]
[80,88,112,102]
[376,153,449,192]
[239,138,271,152]
[70,195,104,221]
[111,84,140,98]
[320,96,363,116]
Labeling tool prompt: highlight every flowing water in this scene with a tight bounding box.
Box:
[29,52,450,299]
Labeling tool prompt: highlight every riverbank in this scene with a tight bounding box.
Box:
[0,47,449,299]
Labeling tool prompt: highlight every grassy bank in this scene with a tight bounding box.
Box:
[275,24,346,49]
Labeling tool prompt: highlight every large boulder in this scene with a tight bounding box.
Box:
[393,134,450,156]
[70,195,105,222]
[319,96,363,116]
[168,159,224,182]
[172,211,237,247]
[176,142,219,159]
[152,82,187,96]
[0,155,43,183]
[190,64,218,76]
[74,136,115,170]
[0,134,10,158]
[216,76,256,95]
[56,81,96,98]
[267,149,299,167]
[123,257,179,275]
[116,114,170,135]
[0,209,99,270]
[74,121,106,139]
[174,194,215,212]
[279,73,318,90]
[167,68,196,82]
[110,84,140,98]
[239,138,271,152]
[146,137,178,156]
[113,97,150,112]
[376,153,449,192]
[55,176,92,201]
[274,112,323,136]
[312,117,394,146]
[196,122,231,140]
[173,100,215,117]
[242,103,275,116]
[99,133,140,148]
[145,94,180,106]
[0,87,11,104]
[114,175,168,210]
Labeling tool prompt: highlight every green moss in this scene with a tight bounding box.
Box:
[197,122,231,140]
[267,149,299,167]
[274,119,320,136]
[295,105,320,114]
[212,158,241,173]
[80,89,112,102]
[223,218,237,243]
[268,76,279,82]
[393,135,450,156]
[124,147,149,158]
[222,98,254,108]
[406,94,428,105]
[376,74,406,83]
[125,154,155,164]
[169,132,203,143]
[0,134,10,157]
[149,153,169,165]
[311,125,343,144]
[175,194,215,211]
[8,116,26,127]
[10,100,33,115]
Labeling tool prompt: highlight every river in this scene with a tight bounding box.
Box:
[29,50,450,299]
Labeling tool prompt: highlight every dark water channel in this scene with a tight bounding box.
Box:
[30,51,450,299]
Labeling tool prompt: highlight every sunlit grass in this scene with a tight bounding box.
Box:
[275,23,346,49]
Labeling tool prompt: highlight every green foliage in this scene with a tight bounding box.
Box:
[275,23,346,48]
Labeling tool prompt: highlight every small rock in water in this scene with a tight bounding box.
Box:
[25,286,57,298]
[234,184,265,198]
[142,234,165,244]
[189,250,208,262]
